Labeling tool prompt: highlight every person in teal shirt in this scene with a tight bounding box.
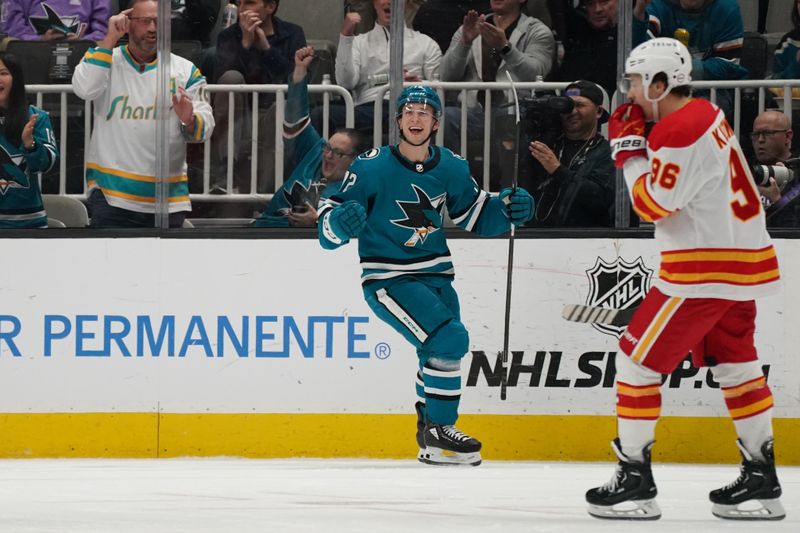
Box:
[254,46,366,227]
[772,0,800,80]
[0,52,58,229]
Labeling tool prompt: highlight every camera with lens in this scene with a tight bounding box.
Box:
[520,95,575,147]
[514,95,575,187]
[752,158,800,190]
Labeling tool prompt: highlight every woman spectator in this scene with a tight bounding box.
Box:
[0,52,57,229]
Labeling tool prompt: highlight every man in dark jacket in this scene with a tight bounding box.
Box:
[558,0,618,99]
[526,80,615,227]
[211,0,306,194]
[119,0,218,46]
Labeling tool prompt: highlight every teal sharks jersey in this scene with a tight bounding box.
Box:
[318,144,512,285]
[0,105,57,229]
[254,78,340,227]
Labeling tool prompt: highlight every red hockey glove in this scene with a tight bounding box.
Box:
[608,103,647,168]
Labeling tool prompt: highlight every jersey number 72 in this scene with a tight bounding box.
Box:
[340,170,357,193]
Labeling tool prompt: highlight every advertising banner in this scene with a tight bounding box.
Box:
[2,238,796,419]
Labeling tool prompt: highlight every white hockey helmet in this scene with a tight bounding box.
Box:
[624,37,692,102]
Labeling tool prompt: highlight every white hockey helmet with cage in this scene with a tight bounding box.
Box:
[623,37,692,102]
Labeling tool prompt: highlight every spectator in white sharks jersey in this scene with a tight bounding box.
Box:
[72,0,214,228]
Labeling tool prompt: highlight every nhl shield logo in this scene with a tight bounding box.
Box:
[585,256,653,338]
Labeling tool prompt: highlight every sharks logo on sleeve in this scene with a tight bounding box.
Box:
[0,146,29,195]
[391,184,446,247]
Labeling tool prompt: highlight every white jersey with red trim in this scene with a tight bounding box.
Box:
[622,98,780,300]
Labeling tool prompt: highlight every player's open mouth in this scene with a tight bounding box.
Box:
[409,127,423,134]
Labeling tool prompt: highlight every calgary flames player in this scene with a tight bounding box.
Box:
[585,37,785,521]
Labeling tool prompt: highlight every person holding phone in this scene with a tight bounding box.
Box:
[254,46,366,228]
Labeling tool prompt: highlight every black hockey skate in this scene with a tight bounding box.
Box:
[415,402,426,449]
[709,438,785,520]
[586,438,661,520]
[418,423,482,466]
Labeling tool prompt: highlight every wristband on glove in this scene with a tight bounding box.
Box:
[321,211,345,244]
[609,103,647,168]
[327,200,367,242]
[610,136,647,168]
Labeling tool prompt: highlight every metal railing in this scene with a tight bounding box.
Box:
[373,81,611,191]
[200,84,354,200]
[610,79,800,139]
[26,83,355,200]
[26,78,800,212]
[28,84,92,198]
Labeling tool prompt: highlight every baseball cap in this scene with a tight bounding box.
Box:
[564,80,609,124]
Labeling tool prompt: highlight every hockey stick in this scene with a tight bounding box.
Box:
[499,72,521,401]
[561,304,639,327]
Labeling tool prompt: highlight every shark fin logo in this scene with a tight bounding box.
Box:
[29,3,82,36]
[391,184,446,247]
[283,180,324,210]
[0,147,29,196]
[585,256,653,338]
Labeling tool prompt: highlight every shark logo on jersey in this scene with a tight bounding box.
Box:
[0,146,28,196]
[391,184,446,246]
[584,256,653,338]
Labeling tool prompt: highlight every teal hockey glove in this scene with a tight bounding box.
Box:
[499,187,534,226]
[328,200,367,240]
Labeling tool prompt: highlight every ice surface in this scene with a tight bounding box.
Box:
[0,459,797,532]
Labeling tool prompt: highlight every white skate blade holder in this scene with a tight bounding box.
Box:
[418,447,482,467]
[588,499,662,521]
[712,498,786,521]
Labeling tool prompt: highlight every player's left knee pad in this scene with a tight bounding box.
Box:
[427,357,461,371]
[710,360,764,388]
[711,361,773,445]
[423,319,469,365]
[615,352,661,387]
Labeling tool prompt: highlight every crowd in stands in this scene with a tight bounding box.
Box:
[311,0,441,142]
[211,0,304,194]
[2,0,800,228]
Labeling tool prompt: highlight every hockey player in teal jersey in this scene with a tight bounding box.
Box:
[317,85,534,466]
